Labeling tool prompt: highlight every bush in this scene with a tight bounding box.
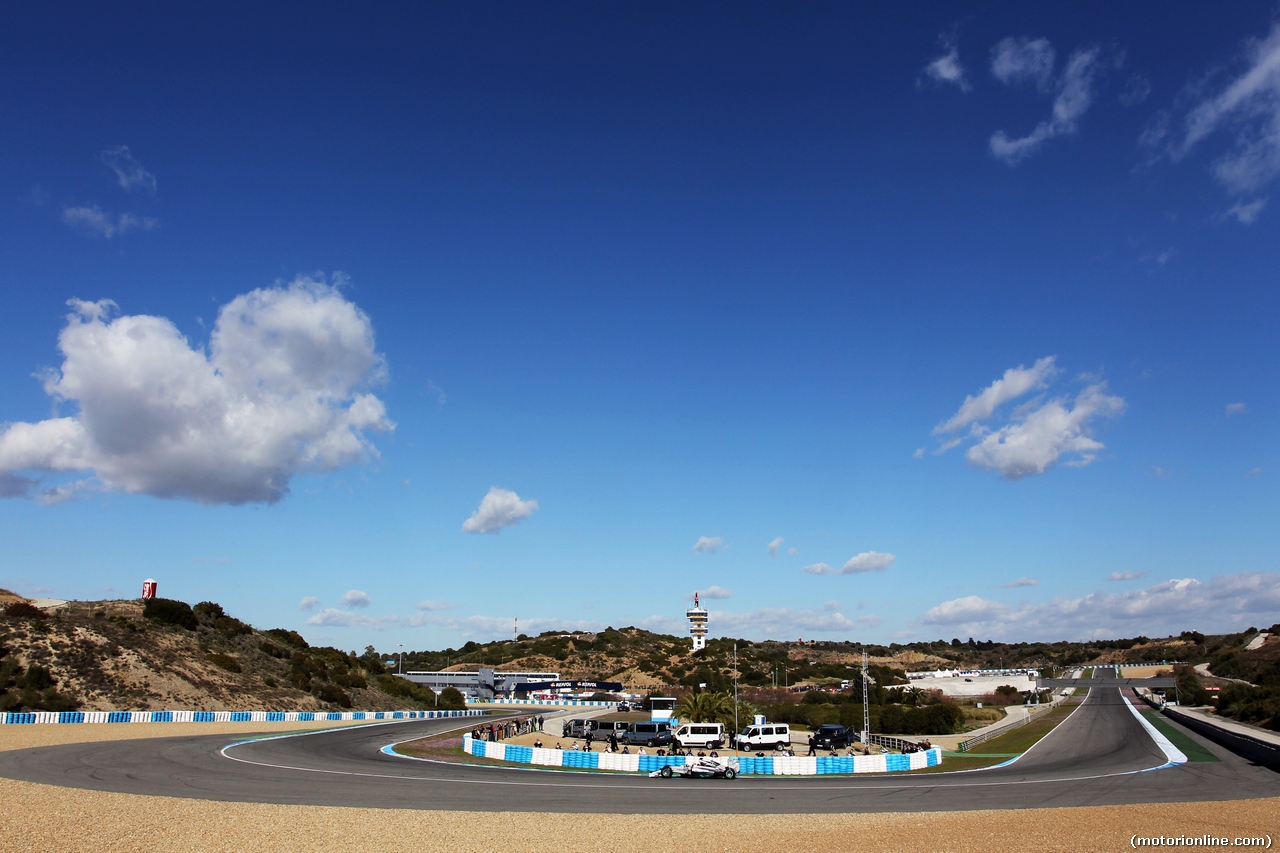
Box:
[3,601,48,620]
[265,628,309,649]
[213,616,253,637]
[314,683,352,708]
[333,669,368,689]
[142,598,198,630]
[193,601,226,620]
[438,686,466,710]
[206,652,242,673]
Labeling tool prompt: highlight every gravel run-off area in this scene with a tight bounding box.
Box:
[2,722,1277,853]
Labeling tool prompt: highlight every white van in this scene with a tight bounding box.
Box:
[734,722,791,751]
[672,722,726,750]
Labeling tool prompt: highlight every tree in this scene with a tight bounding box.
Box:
[675,691,738,730]
[438,686,466,710]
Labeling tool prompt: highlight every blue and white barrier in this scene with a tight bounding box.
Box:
[462,735,941,775]
[466,698,613,707]
[1,709,485,725]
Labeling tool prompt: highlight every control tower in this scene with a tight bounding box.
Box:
[686,592,708,652]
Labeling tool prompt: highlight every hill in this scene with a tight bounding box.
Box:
[3,589,1276,730]
[0,591,455,713]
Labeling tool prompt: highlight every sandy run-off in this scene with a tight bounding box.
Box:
[1,722,1276,853]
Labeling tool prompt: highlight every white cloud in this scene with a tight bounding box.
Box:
[643,606,878,639]
[1226,402,1248,416]
[460,487,538,534]
[842,551,896,574]
[787,547,798,556]
[959,381,1126,479]
[691,536,723,554]
[1247,467,1262,478]
[426,613,603,640]
[100,145,156,194]
[305,608,398,629]
[298,596,321,612]
[990,44,1114,165]
[913,447,925,459]
[415,599,454,612]
[767,537,784,558]
[0,275,393,504]
[919,572,1280,640]
[965,382,1125,477]
[990,36,1056,91]
[935,356,1057,435]
[342,589,371,609]
[922,595,1012,626]
[803,552,896,575]
[1001,577,1039,588]
[1107,571,1148,582]
[919,34,970,92]
[685,586,732,601]
[1225,198,1267,223]
[1150,23,1280,199]
[62,205,158,238]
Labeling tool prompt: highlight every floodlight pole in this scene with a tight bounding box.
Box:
[398,643,405,675]
[861,649,870,745]
[734,642,739,755]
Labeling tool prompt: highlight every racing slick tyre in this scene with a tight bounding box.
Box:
[724,768,737,780]
[659,765,673,778]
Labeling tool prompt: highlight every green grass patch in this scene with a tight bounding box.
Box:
[1137,708,1220,762]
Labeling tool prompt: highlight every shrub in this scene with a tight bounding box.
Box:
[259,641,288,659]
[213,616,252,637]
[266,628,309,649]
[438,686,466,710]
[193,601,226,620]
[333,669,368,690]
[314,683,352,708]
[3,601,47,620]
[206,653,242,673]
[142,598,198,630]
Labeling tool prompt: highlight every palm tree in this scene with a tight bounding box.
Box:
[675,691,735,725]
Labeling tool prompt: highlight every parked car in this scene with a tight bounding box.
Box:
[589,720,632,741]
[624,722,673,747]
[734,723,791,751]
[812,724,854,749]
[564,718,590,738]
[672,722,726,750]
[616,701,631,712]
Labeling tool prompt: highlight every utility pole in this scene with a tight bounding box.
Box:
[398,643,405,675]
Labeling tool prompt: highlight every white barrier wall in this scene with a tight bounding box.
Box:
[0,709,485,725]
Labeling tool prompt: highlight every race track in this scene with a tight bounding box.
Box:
[1,685,1275,813]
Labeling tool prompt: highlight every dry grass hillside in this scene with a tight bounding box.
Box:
[0,592,451,712]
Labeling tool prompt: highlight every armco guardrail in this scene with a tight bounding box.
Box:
[1,709,485,725]
[1161,706,1280,772]
[459,735,942,775]
[957,700,1062,752]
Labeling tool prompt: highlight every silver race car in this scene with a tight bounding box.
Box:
[650,756,740,780]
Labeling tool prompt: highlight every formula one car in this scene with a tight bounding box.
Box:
[650,756,740,780]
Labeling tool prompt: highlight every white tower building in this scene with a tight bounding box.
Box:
[686,592,708,652]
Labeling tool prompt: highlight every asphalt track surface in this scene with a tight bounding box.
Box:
[1,687,1276,813]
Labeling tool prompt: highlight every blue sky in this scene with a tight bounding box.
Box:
[1,3,1278,652]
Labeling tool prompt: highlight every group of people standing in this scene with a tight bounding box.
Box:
[471,716,544,742]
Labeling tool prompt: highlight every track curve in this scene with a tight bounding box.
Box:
[1,688,1275,813]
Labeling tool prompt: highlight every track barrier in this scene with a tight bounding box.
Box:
[0,709,485,725]
[461,734,941,775]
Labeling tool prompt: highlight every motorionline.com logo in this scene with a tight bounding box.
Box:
[1132,835,1272,848]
